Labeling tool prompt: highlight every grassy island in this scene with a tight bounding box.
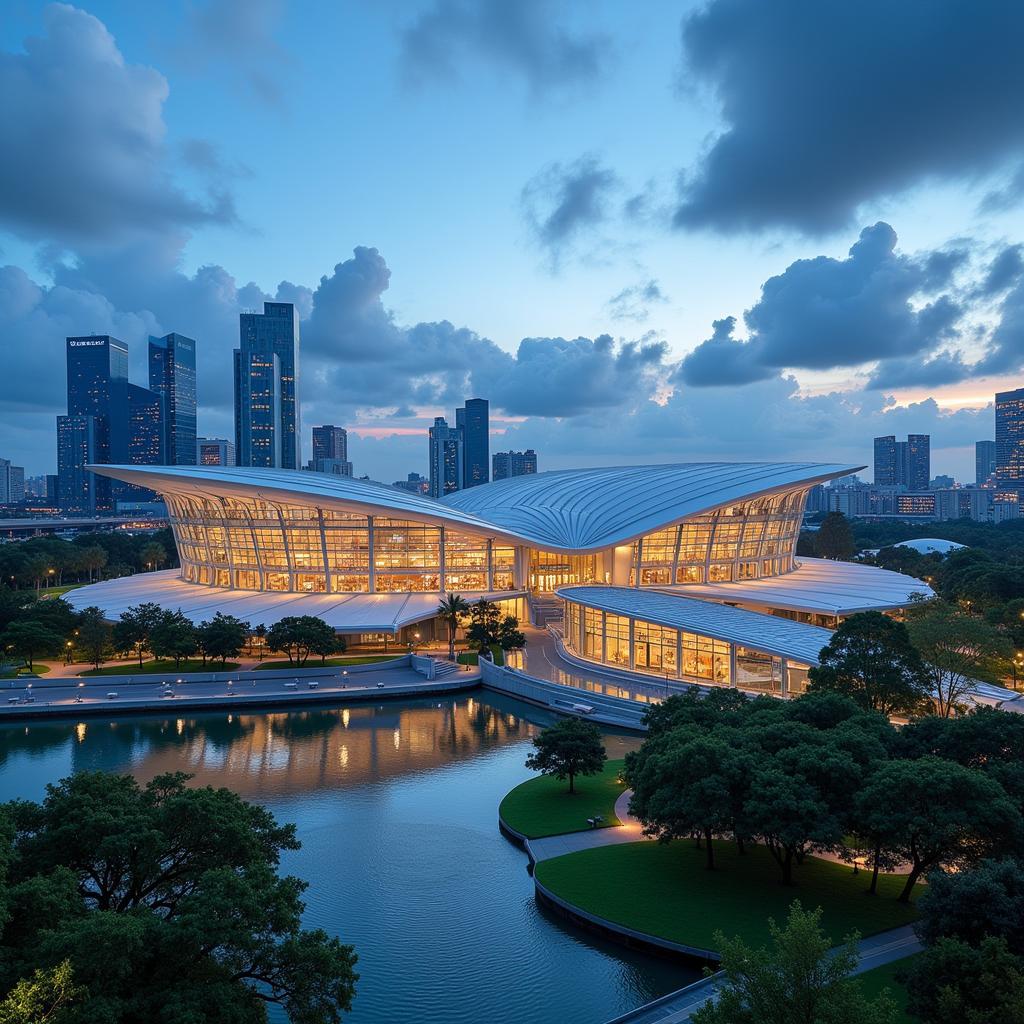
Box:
[499,758,627,839]
[534,841,921,951]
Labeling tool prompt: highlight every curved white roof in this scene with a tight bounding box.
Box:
[91,461,860,553]
[893,538,966,555]
[558,585,834,665]
[442,462,859,549]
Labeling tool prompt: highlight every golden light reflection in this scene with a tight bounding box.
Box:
[75,722,86,743]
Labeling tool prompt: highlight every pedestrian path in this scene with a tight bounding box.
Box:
[515,789,923,1024]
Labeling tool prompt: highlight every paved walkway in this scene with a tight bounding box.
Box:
[528,790,645,861]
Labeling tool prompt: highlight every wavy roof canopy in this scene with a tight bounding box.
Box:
[442,462,860,549]
[90,461,861,552]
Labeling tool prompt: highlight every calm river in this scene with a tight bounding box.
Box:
[0,693,694,1024]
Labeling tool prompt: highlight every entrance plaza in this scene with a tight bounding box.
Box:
[68,461,932,698]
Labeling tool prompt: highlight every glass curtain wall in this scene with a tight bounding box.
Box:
[166,493,518,595]
[630,488,807,586]
[562,598,809,695]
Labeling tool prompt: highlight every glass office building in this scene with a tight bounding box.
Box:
[996,387,1024,497]
[149,333,197,465]
[456,398,489,488]
[234,303,300,469]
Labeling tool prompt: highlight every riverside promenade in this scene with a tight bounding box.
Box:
[0,658,480,721]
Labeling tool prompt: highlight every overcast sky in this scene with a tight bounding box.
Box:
[3,0,1024,483]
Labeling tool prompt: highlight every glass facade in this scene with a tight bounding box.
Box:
[167,494,519,595]
[562,598,809,695]
[630,489,807,587]
[149,333,197,466]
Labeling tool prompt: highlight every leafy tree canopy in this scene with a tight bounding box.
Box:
[525,719,606,794]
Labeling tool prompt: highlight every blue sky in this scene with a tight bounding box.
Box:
[3,0,1024,483]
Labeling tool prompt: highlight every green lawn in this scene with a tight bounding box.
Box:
[17,664,51,676]
[40,583,87,598]
[254,655,402,670]
[535,841,922,952]
[500,759,626,838]
[857,952,921,1023]
[78,660,240,676]
[457,645,505,666]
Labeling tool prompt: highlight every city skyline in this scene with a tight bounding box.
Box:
[3,3,1024,486]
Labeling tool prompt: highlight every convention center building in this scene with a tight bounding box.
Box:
[68,462,931,696]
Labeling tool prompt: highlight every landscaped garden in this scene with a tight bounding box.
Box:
[535,841,921,951]
[457,644,505,666]
[499,758,625,838]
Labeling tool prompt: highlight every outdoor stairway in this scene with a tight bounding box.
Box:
[432,659,459,678]
[530,595,564,628]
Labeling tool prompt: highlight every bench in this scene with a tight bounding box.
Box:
[106,692,119,700]
[571,703,596,714]
[283,682,299,690]
[307,681,319,689]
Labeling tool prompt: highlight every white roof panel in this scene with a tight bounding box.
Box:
[557,585,834,665]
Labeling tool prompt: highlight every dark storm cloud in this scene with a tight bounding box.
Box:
[521,155,620,263]
[678,223,964,387]
[674,0,1024,234]
[864,352,972,391]
[400,0,610,95]
[0,4,234,246]
[607,279,668,323]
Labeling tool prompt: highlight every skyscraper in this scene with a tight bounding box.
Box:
[0,459,25,505]
[492,449,538,480]
[872,433,929,489]
[428,417,463,498]
[904,434,930,491]
[310,425,351,475]
[234,302,301,469]
[996,387,1024,495]
[57,414,103,513]
[455,398,489,488]
[149,333,197,465]
[58,335,128,512]
[975,440,996,486]
[109,382,164,502]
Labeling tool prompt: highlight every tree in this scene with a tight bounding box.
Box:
[436,593,469,661]
[906,602,1013,717]
[310,632,344,665]
[808,611,931,716]
[0,622,64,671]
[111,603,166,667]
[855,756,1022,902]
[904,936,1024,1024]
[0,960,85,1024]
[814,512,855,561]
[525,718,606,794]
[465,599,501,651]
[265,616,338,666]
[627,730,747,870]
[692,901,896,1024]
[196,613,250,666]
[496,615,526,653]
[0,772,358,1022]
[138,542,167,572]
[78,545,107,583]
[148,610,197,668]
[75,607,110,670]
[916,858,1024,952]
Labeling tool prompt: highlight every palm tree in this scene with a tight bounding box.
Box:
[437,593,470,661]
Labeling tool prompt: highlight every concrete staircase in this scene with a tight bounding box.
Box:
[530,595,564,629]
[432,659,460,679]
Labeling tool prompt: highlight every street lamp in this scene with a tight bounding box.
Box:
[64,640,73,665]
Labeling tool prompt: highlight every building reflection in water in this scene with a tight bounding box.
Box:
[0,695,557,801]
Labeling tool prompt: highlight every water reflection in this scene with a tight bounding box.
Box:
[0,694,689,1024]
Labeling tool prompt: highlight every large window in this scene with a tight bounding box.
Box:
[605,614,630,666]
[633,621,678,675]
[165,495,519,595]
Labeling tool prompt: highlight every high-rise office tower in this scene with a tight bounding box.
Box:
[234,302,300,469]
[109,381,164,502]
[149,333,197,465]
[873,433,929,489]
[975,440,996,486]
[492,449,538,480]
[58,335,128,512]
[0,459,25,505]
[428,417,463,498]
[455,398,489,488]
[312,424,347,462]
[996,387,1024,495]
[197,438,236,466]
[873,435,898,485]
[904,434,930,490]
[57,414,103,513]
